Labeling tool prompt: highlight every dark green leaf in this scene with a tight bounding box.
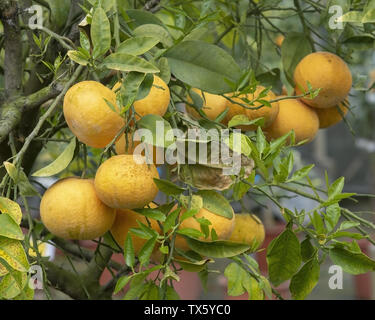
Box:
[102,53,160,73]
[290,258,320,300]
[184,237,250,258]
[91,8,111,58]
[164,40,241,94]
[329,246,375,275]
[267,229,302,286]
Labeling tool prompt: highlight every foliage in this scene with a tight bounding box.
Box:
[0,0,375,301]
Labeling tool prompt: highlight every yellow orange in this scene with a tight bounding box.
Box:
[40,178,115,240]
[294,52,352,109]
[229,214,265,249]
[265,98,319,144]
[63,81,124,148]
[315,99,349,129]
[94,155,159,209]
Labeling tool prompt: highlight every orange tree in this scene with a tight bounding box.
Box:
[0,0,375,300]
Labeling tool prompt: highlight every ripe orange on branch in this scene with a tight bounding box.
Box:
[40,178,116,240]
[294,52,352,109]
[63,81,124,148]
[265,98,319,144]
[94,154,159,210]
[315,99,349,129]
[228,213,265,250]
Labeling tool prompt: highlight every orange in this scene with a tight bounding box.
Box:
[94,155,159,209]
[40,178,115,240]
[228,214,265,249]
[265,98,319,144]
[315,99,349,129]
[294,52,352,109]
[63,81,124,148]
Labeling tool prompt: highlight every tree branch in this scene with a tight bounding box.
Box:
[0,0,23,98]
[0,84,62,143]
[14,65,84,164]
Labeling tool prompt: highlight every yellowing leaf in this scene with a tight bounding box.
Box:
[0,197,22,224]
[32,138,76,177]
[4,162,39,197]
[0,271,27,300]
[0,237,30,273]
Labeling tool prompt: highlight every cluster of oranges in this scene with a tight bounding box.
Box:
[39,51,351,259]
[187,51,352,144]
[40,75,265,259]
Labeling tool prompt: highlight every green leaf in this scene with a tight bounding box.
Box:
[287,165,314,183]
[67,50,89,66]
[362,0,375,23]
[328,177,345,200]
[290,258,320,300]
[177,228,204,239]
[134,208,166,222]
[329,246,375,275]
[125,9,166,28]
[114,275,132,294]
[163,208,181,233]
[157,57,171,84]
[102,53,160,73]
[181,208,200,222]
[165,285,180,300]
[330,231,364,240]
[117,36,160,56]
[124,233,135,268]
[136,114,174,148]
[117,72,146,111]
[227,115,265,128]
[196,190,234,219]
[338,221,360,231]
[266,229,302,286]
[224,262,247,296]
[0,214,24,240]
[0,197,22,224]
[164,40,241,94]
[45,0,70,29]
[311,211,325,234]
[124,273,148,300]
[300,238,316,262]
[91,8,111,58]
[324,204,341,232]
[138,236,157,265]
[133,24,173,47]
[281,32,312,85]
[0,271,27,300]
[4,162,39,197]
[32,138,76,177]
[141,282,161,300]
[183,237,250,258]
[80,31,91,52]
[153,178,185,196]
[174,258,212,272]
[0,237,29,273]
